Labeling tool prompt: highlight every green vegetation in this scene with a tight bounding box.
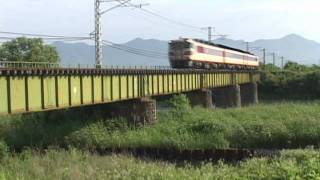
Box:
[1,97,320,150]
[260,62,320,99]
[0,148,319,179]
[0,37,59,63]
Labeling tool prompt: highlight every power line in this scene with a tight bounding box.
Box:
[103,40,167,55]
[116,0,205,34]
[0,31,169,59]
[0,31,90,39]
[139,8,202,31]
[94,0,148,68]
[103,43,167,59]
[102,40,167,59]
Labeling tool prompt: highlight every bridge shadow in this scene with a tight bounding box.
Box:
[0,104,133,151]
[91,147,279,167]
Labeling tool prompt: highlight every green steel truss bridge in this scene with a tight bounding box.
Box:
[0,61,260,120]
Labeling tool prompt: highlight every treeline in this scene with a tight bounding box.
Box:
[0,37,59,63]
[259,62,320,99]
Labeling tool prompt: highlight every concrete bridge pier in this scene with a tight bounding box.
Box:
[213,85,241,108]
[107,98,157,126]
[187,89,213,108]
[240,82,258,106]
[132,98,157,126]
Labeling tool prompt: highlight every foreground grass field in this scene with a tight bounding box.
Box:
[0,149,319,179]
[1,97,320,150]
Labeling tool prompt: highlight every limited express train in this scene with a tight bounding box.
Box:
[169,38,259,70]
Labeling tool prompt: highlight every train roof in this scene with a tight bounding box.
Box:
[170,38,255,56]
[192,39,255,55]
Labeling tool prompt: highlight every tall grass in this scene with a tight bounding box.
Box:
[64,98,320,150]
[1,96,320,150]
[0,148,319,180]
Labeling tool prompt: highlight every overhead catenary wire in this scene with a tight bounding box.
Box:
[114,0,206,34]
[0,31,90,39]
[0,31,169,59]
[103,43,168,59]
[103,40,167,55]
[102,41,168,59]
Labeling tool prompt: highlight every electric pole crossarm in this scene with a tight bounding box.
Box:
[93,0,148,68]
[100,0,131,15]
[202,27,227,42]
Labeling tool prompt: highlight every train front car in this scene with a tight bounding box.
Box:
[169,38,260,70]
[169,39,194,69]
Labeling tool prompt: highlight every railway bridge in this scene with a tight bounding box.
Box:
[0,62,260,124]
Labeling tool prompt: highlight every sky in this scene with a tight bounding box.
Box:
[0,0,319,43]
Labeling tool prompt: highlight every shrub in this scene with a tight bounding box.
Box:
[0,140,9,161]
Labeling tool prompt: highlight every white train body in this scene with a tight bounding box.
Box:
[169,38,260,69]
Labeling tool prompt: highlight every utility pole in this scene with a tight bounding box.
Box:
[272,53,276,70]
[94,0,103,68]
[281,56,284,70]
[202,27,227,42]
[93,0,148,68]
[262,48,266,66]
[208,27,213,42]
[204,26,215,42]
[245,42,249,52]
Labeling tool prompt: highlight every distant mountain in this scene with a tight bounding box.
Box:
[52,38,169,67]
[214,34,320,65]
[52,34,320,66]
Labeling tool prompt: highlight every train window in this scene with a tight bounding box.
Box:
[244,56,257,61]
[197,46,205,53]
[207,49,223,56]
[169,42,191,50]
[226,52,243,59]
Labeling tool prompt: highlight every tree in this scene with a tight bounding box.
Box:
[262,63,281,72]
[284,61,308,72]
[0,37,60,63]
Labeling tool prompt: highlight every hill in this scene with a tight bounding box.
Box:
[52,38,169,67]
[215,34,320,65]
[52,34,320,66]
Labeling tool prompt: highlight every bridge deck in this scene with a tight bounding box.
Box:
[0,68,259,115]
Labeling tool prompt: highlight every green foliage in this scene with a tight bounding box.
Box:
[284,61,309,71]
[0,149,320,179]
[167,94,191,118]
[0,140,9,161]
[1,101,320,150]
[262,63,281,71]
[260,61,320,99]
[0,108,107,150]
[0,37,60,63]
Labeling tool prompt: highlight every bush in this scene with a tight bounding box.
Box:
[167,94,191,118]
[0,140,9,161]
[260,71,320,99]
[260,61,320,99]
[1,100,320,150]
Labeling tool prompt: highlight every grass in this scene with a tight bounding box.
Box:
[0,148,320,179]
[1,96,320,150]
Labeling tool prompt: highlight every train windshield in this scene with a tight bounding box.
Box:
[170,42,191,50]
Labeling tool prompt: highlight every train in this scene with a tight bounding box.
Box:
[169,38,260,70]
